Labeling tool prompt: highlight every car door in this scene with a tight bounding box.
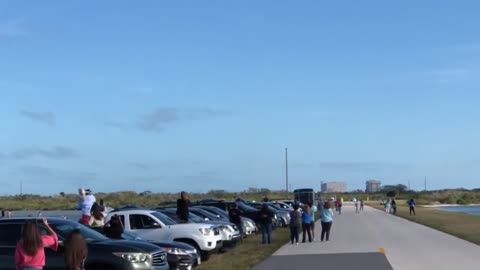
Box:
[38,225,67,270]
[129,214,167,241]
[0,223,21,270]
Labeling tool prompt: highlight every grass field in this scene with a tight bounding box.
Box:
[202,227,290,270]
[368,203,480,245]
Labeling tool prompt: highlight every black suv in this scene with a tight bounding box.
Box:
[0,218,169,270]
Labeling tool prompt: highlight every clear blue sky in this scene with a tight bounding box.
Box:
[1,1,480,195]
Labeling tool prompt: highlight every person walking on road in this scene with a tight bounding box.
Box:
[301,205,313,243]
[354,200,360,213]
[176,191,190,223]
[409,199,416,216]
[15,219,58,270]
[64,229,88,270]
[258,203,274,244]
[289,203,302,245]
[338,199,343,215]
[360,199,364,211]
[308,202,317,240]
[320,201,334,242]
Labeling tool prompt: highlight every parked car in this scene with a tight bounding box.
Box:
[270,201,294,211]
[106,210,222,261]
[156,208,241,248]
[0,217,168,270]
[120,231,200,270]
[190,206,257,236]
[193,200,279,227]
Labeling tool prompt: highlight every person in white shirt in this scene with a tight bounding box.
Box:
[78,188,96,225]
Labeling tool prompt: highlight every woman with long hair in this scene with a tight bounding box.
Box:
[64,230,88,270]
[15,219,58,270]
[301,204,313,243]
[88,203,106,227]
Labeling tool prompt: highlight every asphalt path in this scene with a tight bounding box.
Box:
[253,204,480,270]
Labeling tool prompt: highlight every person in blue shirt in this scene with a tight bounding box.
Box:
[301,205,313,243]
[320,201,334,241]
[409,199,416,216]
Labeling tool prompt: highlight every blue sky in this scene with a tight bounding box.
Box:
[1,1,480,195]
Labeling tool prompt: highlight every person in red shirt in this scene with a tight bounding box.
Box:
[15,219,58,270]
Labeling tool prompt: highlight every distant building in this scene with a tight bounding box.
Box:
[366,180,382,193]
[321,182,347,193]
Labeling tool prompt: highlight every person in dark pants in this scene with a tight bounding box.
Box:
[409,199,416,216]
[301,205,313,243]
[176,191,190,223]
[391,199,397,215]
[228,203,243,241]
[289,203,302,245]
[258,203,273,244]
[320,201,334,241]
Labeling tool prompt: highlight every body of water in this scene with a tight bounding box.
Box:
[437,205,480,216]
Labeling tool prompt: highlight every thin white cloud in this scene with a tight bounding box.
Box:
[20,110,56,126]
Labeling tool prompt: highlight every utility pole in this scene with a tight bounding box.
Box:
[424,177,427,191]
[285,148,289,198]
[20,180,23,195]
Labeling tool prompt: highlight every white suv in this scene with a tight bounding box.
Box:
[106,209,223,261]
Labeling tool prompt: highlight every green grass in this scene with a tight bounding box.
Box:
[202,227,290,270]
[368,203,480,245]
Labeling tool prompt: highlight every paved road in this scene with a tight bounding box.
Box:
[253,204,480,270]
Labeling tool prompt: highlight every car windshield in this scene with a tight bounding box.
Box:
[238,202,258,212]
[51,221,109,242]
[189,212,206,223]
[195,209,219,220]
[150,212,177,226]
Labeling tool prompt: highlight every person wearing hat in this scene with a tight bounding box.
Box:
[78,188,96,225]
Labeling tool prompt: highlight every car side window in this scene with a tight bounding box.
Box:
[130,214,159,229]
[0,224,22,246]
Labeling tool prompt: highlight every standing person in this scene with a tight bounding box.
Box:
[258,204,273,244]
[78,188,96,225]
[15,219,58,270]
[64,230,88,270]
[105,215,124,239]
[176,191,190,223]
[385,200,391,214]
[289,204,302,245]
[301,205,313,243]
[360,200,364,211]
[409,199,416,216]
[338,199,343,215]
[335,198,339,212]
[262,195,269,202]
[308,202,317,240]
[391,199,397,215]
[228,203,243,240]
[355,200,359,214]
[88,203,106,227]
[320,201,334,241]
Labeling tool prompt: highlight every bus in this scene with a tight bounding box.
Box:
[293,188,317,204]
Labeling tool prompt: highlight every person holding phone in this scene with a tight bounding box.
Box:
[15,218,58,270]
